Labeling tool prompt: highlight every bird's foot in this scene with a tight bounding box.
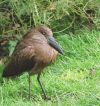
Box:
[42,95,51,100]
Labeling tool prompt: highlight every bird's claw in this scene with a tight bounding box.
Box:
[42,95,51,100]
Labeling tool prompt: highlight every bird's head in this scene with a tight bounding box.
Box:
[37,25,64,55]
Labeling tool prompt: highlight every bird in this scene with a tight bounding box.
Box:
[2,25,64,100]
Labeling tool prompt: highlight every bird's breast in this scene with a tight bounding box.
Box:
[35,44,58,64]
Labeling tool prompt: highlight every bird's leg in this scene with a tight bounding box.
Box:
[37,73,50,100]
[28,73,31,100]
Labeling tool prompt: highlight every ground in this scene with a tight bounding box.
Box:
[0,30,100,106]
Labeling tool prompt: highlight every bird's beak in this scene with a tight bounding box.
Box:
[48,36,64,55]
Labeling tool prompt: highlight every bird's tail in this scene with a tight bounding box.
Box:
[2,61,22,78]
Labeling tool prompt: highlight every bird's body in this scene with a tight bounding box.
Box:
[3,27,58,77]
[2,26,63,100]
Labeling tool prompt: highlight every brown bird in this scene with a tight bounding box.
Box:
[2,26,64,100]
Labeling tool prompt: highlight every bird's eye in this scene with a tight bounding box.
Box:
[42,32,46,35]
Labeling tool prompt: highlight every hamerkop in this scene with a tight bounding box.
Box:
[2,26,64,100]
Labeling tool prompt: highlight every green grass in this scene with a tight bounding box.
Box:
[0,30,100,106]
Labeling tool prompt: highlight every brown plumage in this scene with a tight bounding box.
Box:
[2,26,64,100]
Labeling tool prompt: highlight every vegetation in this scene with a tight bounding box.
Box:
[0,0,100,35]
[0,0,100,57]
[0,0,100,106]
[0,30,100,106]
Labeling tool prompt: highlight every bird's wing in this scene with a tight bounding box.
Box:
[13,41,35,64]
[2,41,36,77]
